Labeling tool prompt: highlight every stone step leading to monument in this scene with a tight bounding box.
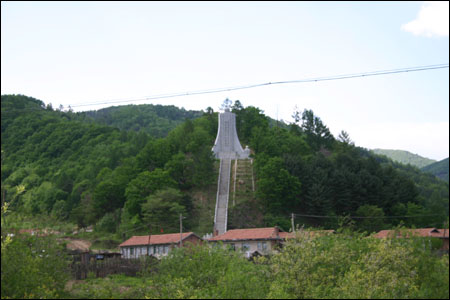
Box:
[212,107,250,236]
[214,159,231,236]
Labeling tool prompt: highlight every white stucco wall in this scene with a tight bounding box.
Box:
[213,240,276,257]
[121,244,172,259]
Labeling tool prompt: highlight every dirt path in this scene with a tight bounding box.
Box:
[63,239,92,252]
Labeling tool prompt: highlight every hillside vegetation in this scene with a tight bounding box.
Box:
[1,95,449,239]
[421,158,449,182]
[81,104,204,138]
[371,148,436,168]
[2,229,448,299]
[2,94,449,299]
[66,235,448,299]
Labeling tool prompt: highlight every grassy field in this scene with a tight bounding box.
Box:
[64,274,153,299]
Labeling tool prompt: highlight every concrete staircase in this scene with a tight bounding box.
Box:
[214,159,231,236]
[214,158,256,236]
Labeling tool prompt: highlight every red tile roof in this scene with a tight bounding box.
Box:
[433,229,449,238]
[208,227,283,241]
[119,232,199,247]
[373,228,449,239]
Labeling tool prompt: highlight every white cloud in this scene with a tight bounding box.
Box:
[402,1,449,37]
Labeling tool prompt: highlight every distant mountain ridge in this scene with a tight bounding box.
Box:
[371,149,436,169]
[421,158,449,182]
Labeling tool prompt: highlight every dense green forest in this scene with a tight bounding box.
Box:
[371,148,436,168]
[1,94,449,237]
[421,158,449,182]
[81,104,204,138]
[1,94,217,236]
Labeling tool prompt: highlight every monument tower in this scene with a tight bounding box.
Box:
[212,107,250,159]
[212,100,249,236]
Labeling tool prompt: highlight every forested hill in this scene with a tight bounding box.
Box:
[81,104,204,138]
[421,158,449,182]
[1,94,448,237]
[80,103,288,138]
[371,149,436,168]
[371,149,436,169]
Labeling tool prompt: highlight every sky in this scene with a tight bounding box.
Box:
[1,1,449,161]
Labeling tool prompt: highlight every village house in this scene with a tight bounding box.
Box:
[208,227,337,258]
[207,227,286,257]
[373,228,449,251]
[119,232,203,259]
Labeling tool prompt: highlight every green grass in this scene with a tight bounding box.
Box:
[4,212,76,235]
[65,274,153,299]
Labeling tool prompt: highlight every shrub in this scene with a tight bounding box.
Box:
[1,234,70,299]
[144,244,271,299]
[268,232,449,299]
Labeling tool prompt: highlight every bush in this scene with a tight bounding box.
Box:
[95,210,120,233]
[144,244,271,299]
[1,234,70,299]
[63,232,448,299]
[267,232,449,299]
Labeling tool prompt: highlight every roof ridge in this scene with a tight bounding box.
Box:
[130,232,194,237]
[119,232,197,247]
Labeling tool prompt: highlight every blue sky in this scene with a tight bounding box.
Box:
[1,1,449,160]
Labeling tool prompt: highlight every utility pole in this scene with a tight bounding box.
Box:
[291,213,295,233]
[233,159,237,206]
[276,103,279,128]
[179,213,183,248]
[147,225,152,256]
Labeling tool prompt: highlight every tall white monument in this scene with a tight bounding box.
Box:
[211,108,250,160]
[212,105,250,236]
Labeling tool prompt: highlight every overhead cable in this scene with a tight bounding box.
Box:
[293,213,444,219]
[69,63,449,108]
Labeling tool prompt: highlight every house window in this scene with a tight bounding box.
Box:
[258,242,268,252]
[130,247,134,256]
[229,243,236,251]
[242,243,250,251]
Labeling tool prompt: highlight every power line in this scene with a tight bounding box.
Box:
[293,213,445,219]
[68,63,449,109]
